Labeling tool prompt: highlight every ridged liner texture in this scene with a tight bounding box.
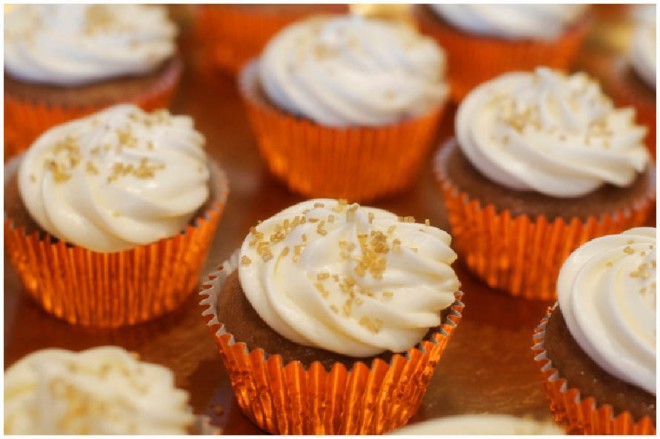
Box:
[194,5,346,75]
[532,305,656,435]
[199,252,464,435]
[4,156,229,328]
[433,142,656,300]
[4,55,183,162]
[414,6,590,102]
[239,60,447,202]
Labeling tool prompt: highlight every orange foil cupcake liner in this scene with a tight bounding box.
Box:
[239,60,447,202]
[434,143,656,300]
[199,252,464,435]
[414,6,590,101]
[194,5,345,75]
[4,56,183,162]
[4,157,229,328]
[532,305,656,435]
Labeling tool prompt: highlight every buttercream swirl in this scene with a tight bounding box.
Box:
[629,16,656,90]
[18,104,210,253]
[456,67,649,198]
[4,4,176,86]
[557,227,656,395]
[391,414,564,435]
[238,198,460,358]
[259,15,448,127]
[429,4,587,40]
[4,346,194,434]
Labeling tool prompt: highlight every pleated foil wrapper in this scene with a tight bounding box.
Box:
[194,5,346,75]
[199,252,464,435]
[532,305,656,435]
[434,142,656,300]
[4,157,229,328]
[4,56,183,162]
[239,60,447,202]
[414,5,590,102]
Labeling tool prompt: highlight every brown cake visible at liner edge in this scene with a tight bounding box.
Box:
[441,140,654,220]
[5,54,183,108]
[543,307,655,421]
[216,270,450,370]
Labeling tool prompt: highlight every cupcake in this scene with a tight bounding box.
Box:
[434,67,655,300]
[414,4,590,101]
[194,4,348,75]
[600,5,656,160]
[4,104,229,327]
[4,4,183,161]
[4,346,194,434]
[239,14,449,202]
[532,227,656,434]
[391,414,565,435]
[200,198,464,434]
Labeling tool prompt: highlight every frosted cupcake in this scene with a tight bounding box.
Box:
[240,14,449,201]
[4,346,194,434]
[4,4,183,161]
[533,227,656,434]
[601,5,656,159]
[200,198,464,434]
[4,104,229,327]
[194,4,347,75]
[434,67,655,299]
[391,414,565,435]
[414,4,590,101]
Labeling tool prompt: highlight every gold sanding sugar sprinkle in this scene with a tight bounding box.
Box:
[241,256,252,265]
[314,202,325,208]
[332,199,349,213]
[623,246,635,255]
[315,282,329,298]
[45,160,72,183]
[424,219,430,226]
[317,220,327,236]
[358,316,383,334]
[115,127,138,148]
[399,216,416,223]
[86,161,99,176]
[317,272,330,281]
[280,247,290,258]
[630,262,651,279]
[107,158,165,183]
[368,212,375,224]
[382,291,394,300]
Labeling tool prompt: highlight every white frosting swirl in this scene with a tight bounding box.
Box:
[429,4,587,40]
[4,4,176,86]
[456,67,649,198]
[4,346,193,434]
[238,199,460,358]
[259,15,448,127]
[18,104,210,253]
[391,414,564,435]
[557,227,656,395]
[630,19,656,90]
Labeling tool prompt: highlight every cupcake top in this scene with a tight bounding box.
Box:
[557,227,656,395]
[455,67,649,198]
[4,346,194,434]
[391,414,564,435]
[259,15,448,127]
[17,104,210,253]
[429,4,587,40]
[238,198,460,357]
[4,4,177,86]
[629,6,656,90]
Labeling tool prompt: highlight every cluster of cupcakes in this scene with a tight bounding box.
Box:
[4,3,656,436]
